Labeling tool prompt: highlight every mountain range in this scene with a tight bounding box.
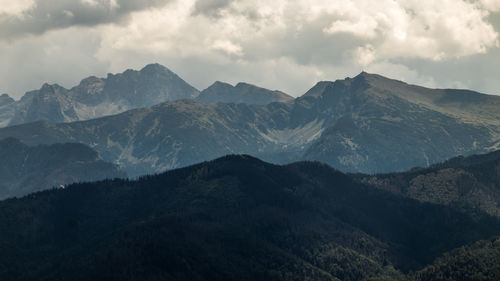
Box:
[0,64,295,128]
[0,65,498,176]
[1,63,500,279]
[0,154,498,281]
[0,138,126,200]
[0,64,199,126]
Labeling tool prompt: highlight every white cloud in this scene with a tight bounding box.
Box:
[324,17,379,39]
[212,40,244,56]
[317,0,499,61]
[479,0,500,12]
[81,0,119,9]
[0,0,171,39]
[81,0,99,6]
[355,44,376,66]
[101,0,498,68]
[1,0,500,98]
[0,0,35,16]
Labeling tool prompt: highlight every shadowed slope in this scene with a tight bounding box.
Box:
[0,138,126,200]
[0,155,498,280]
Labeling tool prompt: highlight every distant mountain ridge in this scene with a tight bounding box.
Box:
[1,63,200,126]
[0,66,499,175]
[195,81,293,105]
[0,94,15,127]
[299,72,500,172]
[0,138,126,200]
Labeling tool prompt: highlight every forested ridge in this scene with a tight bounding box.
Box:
[0,155,499,280]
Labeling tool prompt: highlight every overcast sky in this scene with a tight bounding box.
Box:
[0,0,499,99]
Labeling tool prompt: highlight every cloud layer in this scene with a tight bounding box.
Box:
[0,0,170,39]
[0,0,499,98]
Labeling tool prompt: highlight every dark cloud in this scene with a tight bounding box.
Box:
[488,12,500,32]
[0,27,110,98]
[390,47,500,95]
[0,0,170,40]
[240,20,369,67]
[192,0,233,17]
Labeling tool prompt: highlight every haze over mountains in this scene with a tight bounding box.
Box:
[0,64,498,176]
[0,138,126,200]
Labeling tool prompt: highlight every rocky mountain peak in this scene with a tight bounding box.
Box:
[0,93,14,105]
[140,63,173,74]
[353,71,409,89]
[352,71,383,80]
[138,63,186,83]
[1,63,202,127]
[74,76,105,98]
[39,83,67,95]
[302,72,409,101]
[105,64,182,82]
[234,82,254,88]
[204,81,233,91]
[355,70,370,78]
[77,76,103,87]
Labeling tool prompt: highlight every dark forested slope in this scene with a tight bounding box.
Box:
[0,155,498,281]
[360,149,500,217]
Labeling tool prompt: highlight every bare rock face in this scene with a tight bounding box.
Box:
[0,94,15,127]
[0,94,14,106]
[6,63,200,126]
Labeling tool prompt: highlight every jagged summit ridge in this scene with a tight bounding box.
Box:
[2,63,201,126]
[0,67,499,176]
[0,93,14,105]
